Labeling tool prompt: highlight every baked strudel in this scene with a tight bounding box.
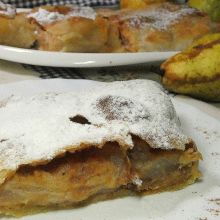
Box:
[27,5,109,52]
[0,2,36,48]
[0,80,202,216]
[0,1,220,52]
[107,2,220,52]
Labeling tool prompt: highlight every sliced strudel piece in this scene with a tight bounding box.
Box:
[109,2,220,52]
[27,5,109,52]
[0,1,36,48]
[0,80,202,216]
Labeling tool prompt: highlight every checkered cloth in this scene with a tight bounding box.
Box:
[23,64,163,81]
[23,65,85,79]
[3,0,187,8]
[3,0,119,8]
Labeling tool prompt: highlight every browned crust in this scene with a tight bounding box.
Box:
[114,5,216,52]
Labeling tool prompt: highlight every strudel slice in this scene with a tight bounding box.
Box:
[0,1,36,48]
[0,80,202,216]
[27,6,109,52]
[108,2,220,52]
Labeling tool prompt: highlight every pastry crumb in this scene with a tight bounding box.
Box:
[206,208,220,216]
[208,198,220,206]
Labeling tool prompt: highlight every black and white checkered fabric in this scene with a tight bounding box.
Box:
[23,64,163,80]
[3,0,119,8]
[23,65,86,79]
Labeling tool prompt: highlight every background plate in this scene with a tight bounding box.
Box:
[0,79,219,220]
[0,45,177,67]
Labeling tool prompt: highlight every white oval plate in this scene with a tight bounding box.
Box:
[0,79,219,220]
[0,45,177,67]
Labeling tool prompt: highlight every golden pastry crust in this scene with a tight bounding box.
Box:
[97,8,125,52]
[38,17,108,52]
[0,12,36,48]
[1,3,219,53]
[113,3,220,52]
[28,6,109,52]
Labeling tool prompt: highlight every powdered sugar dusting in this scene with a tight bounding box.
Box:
[125,5,196,30]
[68,6,96,20]
[0,1,16,18]
[132,176,143,187]
[0,80,189,174]
[28,8,65,25]
[27,6,96,25]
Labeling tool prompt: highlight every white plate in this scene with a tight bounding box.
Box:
[0,79,219,220]
[0,45,177,67]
